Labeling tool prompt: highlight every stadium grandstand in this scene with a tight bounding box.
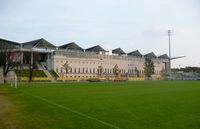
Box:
[0,38,170,82]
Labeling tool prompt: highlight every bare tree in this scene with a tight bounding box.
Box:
[160,68,167,79]
[63,61,71,77]
[0,42,20,83]
[97,65,103,78]
[135,67,140,77]
[24,52,33,82]
[24,52,39,82]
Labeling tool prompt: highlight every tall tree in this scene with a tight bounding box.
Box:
[97,65,103,78]
[0,42,20,83]
[144,58,155,78]
[113,64,120,78]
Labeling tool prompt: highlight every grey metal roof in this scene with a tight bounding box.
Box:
[0,38,19,45]
[58,42,84,51]
[112,48,126,55]
[127,50,142,57]
[158,54,169,59]
[85,45,106,52]
[0,38,20,49]
[23,38,56,49]
[144,52,157,58]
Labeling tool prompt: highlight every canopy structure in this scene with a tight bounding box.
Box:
[112,48,126,55]
[158,54,169,59]
[128,50,142,57]
[144,52,157,58]
[23,38,56,49]
[85,45,106,52]
[0,38,172,58]
[0,38,20,49]
[58,42,84,52]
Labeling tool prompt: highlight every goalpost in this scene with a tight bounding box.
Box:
[14,75,17,88]
[0,69,17,88]
[10,75,17,89]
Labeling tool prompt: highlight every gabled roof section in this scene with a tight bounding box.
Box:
[144,52,157,58]
[127,50,142,57]
[158,54,169,59]
[0,38,20,47]
[59,42,84,51]
[85,45,106,52]
[112,48,126,55]
[23,38,56,49]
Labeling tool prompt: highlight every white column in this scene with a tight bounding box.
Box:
[21,51,23,64]
[31,51,33,68]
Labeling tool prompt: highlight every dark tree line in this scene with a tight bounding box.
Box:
[172,67,200,73]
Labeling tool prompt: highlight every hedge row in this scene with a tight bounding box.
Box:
[15,70,47,77]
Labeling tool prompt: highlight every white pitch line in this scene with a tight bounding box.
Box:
[21,91,122,129]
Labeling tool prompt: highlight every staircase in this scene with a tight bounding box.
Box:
[44,69,56,82]
[37,63,56,82]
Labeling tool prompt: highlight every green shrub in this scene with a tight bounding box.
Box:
[15,70,47,77]
[86,78,102,82]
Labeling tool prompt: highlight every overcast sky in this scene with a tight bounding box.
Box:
[0,0,200,68]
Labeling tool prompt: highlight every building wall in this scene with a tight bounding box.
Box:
[52,51,167,79]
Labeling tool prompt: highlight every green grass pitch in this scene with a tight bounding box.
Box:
[1,81,200,129]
